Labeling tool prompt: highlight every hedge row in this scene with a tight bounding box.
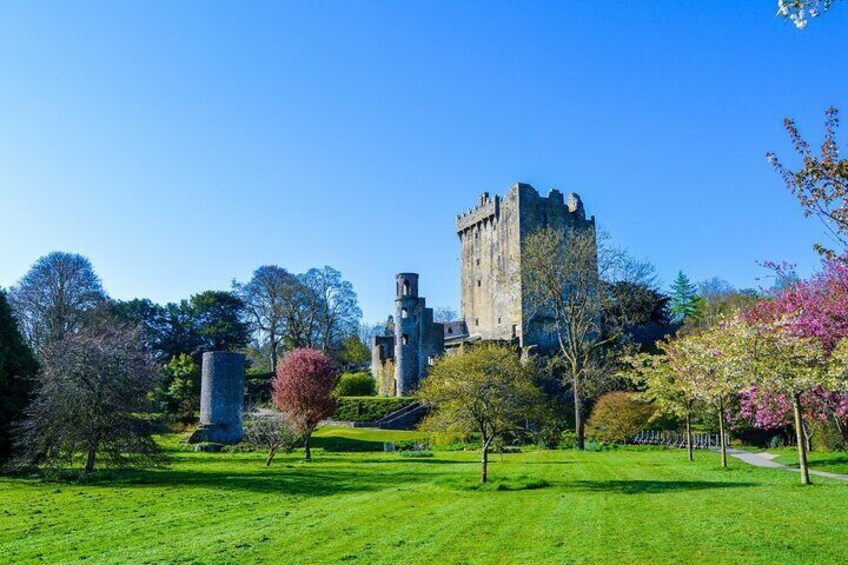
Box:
[332,397,415,422]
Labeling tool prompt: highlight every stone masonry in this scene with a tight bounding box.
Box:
[189,351,246,444]
[372,274,445,396]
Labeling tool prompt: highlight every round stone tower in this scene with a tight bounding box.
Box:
[190,351,245,444]
[394,273,420,396]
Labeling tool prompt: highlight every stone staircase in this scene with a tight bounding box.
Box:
[375,402,429,430]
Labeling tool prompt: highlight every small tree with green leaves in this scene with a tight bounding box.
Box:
[623,351,701,461]
[158,354,201,422]
[674,319,752,468]
[419,343,547,483]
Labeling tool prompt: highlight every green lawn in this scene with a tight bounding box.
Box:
[766,448,848,475]
[2,429,847,564]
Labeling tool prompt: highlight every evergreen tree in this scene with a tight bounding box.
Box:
[669,271,699,323]
[0,290,38,460]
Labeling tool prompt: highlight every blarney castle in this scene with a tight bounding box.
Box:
[372,182,597,396]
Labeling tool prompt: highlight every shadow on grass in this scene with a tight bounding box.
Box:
[31,463,440,498]
[311,436,386,452]
[567,479,759,494]
[798,456,848,471]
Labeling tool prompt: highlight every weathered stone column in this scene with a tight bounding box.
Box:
[189,351,245,444]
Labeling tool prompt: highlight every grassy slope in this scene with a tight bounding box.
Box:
[2,429,847,564]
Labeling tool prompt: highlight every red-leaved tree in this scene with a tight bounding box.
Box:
[272,348,338,460]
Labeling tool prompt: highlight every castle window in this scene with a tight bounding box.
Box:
[448,327,453,334]
[476,258,480,266]
[428,356,435,366]
[498,317,501,324]
[402,281,410,296]
[477,279,481,287]
[401,307,408,319]
[402,334,409,345]
[475,318,479,326]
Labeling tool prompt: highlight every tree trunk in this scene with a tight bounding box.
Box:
[265,448,277,467]
[573,377,584,450]
[85,444,97,474]
[792,392,811,486]
[686,407,694,462]
[481,434,491,483]
[304,435,312,461]
[270,336,278,375]
[718,399,728,468]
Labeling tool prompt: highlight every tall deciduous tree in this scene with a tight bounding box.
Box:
[0,290,39,461]
[522,227,648,449]
[419,343,547,483]
[272,348,338,460]
[299,266,362,354]
[234,266,300,374]
[9,252,107,353]
[15,318,162,473]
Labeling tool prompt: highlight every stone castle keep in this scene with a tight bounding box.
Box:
[373,182,597,396]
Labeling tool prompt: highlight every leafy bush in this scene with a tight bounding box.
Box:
[332,397,413,422]
[586,391,655,445]
[398,450,434,458]
[335,372,376,397]
[811,419,846,452]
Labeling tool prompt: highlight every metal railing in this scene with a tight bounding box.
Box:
[631,430,728,449]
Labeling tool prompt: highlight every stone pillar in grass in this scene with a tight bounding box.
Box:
[189,351,245,444]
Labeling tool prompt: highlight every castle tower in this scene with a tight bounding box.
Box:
[189,351,245,444]
[394,273,421,396]
[455,183,596,352]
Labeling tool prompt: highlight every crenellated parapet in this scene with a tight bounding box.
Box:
[456,192,500,234]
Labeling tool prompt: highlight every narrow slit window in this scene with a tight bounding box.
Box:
[402,281,410,296]
[402,334,409,345]
[401,307,408,319]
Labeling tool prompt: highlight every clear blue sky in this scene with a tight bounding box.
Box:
[2,1,847,323]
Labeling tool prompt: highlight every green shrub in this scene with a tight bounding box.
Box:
[586,391,655,445]
[332,397,413,422]
[335,372,376,397]
[811,419,846,452]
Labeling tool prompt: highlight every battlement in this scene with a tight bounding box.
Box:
[456,192,500,233]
